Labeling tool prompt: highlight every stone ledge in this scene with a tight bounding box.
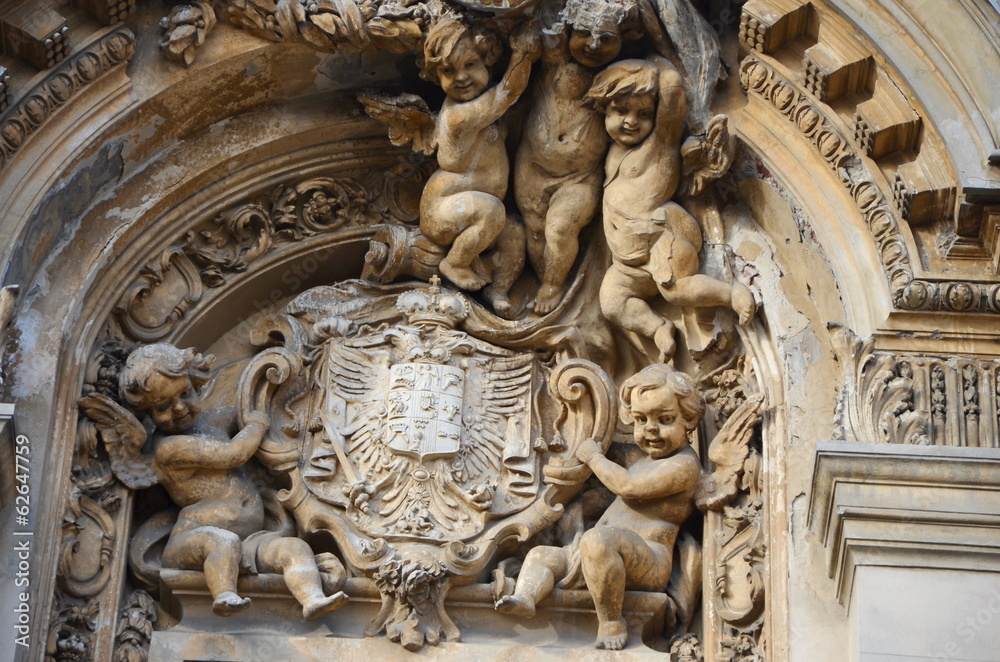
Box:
[808,440,1000,605]
[151,570,671,661]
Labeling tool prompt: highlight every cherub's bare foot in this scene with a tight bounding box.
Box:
[302,591,349,621]
[731,283,756,325]
[531,284,561,315]
[482,286,513,318]
[654,323,677,362]
[595,618,628,650]
[212,591,251,617]
[495,595,536,618]
[440,259,487,291]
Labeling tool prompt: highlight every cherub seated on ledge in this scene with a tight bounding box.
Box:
[360,18,540,314]
[79,343,348,620]
[496,363,703,649]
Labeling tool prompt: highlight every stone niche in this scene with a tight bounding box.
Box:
[0,1,998,662]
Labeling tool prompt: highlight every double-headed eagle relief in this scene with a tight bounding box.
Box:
[75,0,770,658]
[294,279,550,545]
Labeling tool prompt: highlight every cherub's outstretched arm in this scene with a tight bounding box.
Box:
[156,412,270,470]
[576,439,700,499]
[467,24,542,126]
[651,55,687,141]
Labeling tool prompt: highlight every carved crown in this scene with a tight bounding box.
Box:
[396,276,468,328]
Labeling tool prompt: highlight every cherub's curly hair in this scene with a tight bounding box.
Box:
[619,363,704,431]
[420,18,503,85]
[119,343,214,409]
[585,58,659,113]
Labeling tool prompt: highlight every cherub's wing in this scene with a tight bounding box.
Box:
[460,356,533,487]
[681,114,734,197]
[357,91,437,156]
[694,393,763,511]
[78,393,158,490]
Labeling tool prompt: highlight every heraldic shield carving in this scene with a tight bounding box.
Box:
[236,277,616,649]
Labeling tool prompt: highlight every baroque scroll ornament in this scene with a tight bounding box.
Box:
[238,277,616,648]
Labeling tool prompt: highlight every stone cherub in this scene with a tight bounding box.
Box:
[359,18,541,314]
[78,343,348,620]
[495,363,762,650]
[513,0,640,314]
[586,56,755,360]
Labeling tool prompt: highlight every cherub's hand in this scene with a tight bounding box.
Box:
[245,411,271,431]
[575,438,603,464]
[510,19,542,60]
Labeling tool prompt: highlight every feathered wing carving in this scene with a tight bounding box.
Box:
[357,91,438,156]
[78,393,159,490]
[461,356,534,493]
[681,114,734,198]
[694,393,764,511]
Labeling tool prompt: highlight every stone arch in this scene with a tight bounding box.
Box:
[0,2,997,661]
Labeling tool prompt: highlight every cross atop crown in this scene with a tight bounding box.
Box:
[396,275,469,328]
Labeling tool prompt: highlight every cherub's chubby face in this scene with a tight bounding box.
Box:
[605,92,655,146]
[143,372,201,432]
[438,37,490,102]
[569,29,622,68]
[630,387,691,460]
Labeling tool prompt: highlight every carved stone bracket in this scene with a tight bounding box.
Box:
[740,54,1000,315]
[0,24,135,174]
[0,1,70,70]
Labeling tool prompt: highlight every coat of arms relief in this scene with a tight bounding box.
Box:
[231,277,618,649]
[71,0,773,659]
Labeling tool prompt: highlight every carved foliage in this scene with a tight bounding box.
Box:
[702,378,767,659]
[113,171,404,342]
[113,590,158,662]
[161,0,436,66]
[831,325,930,446]
[45,594,99,662]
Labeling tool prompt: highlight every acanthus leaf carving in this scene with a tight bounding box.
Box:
[113,590,158,662]
[113,171,404,343]
[831,323,930,446]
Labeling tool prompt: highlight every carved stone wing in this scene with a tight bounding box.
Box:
[78,393,158,490]
[460,356,534,488]
[329,341,383,478]
[694,393,763,511]
[357,91,437,156]
[681,114,734,197]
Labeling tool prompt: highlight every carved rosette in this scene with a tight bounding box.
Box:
[236,279,616,648]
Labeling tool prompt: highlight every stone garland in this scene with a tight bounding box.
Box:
[0,25,135,174]
[739,55,1000,315]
